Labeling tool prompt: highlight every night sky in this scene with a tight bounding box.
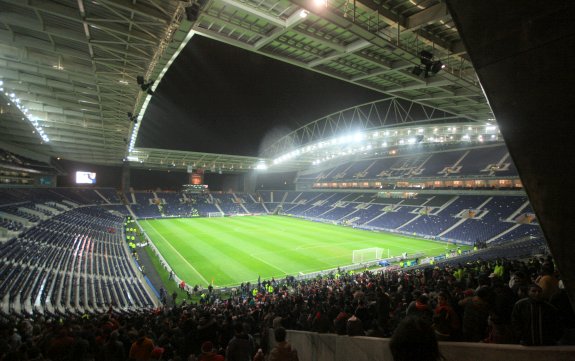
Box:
[137,36,384,157]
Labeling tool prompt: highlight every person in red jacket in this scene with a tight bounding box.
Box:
[198,341,224,361]
[432,291,460,341]
[129,330,155,361]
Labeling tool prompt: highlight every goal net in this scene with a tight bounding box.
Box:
[207,211,224,217]
[352,247,385,264]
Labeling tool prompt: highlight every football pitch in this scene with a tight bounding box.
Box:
[140,216,458,288]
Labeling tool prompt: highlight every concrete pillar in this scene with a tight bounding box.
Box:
[446,0,575,310]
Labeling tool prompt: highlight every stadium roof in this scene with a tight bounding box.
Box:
[0,0,493,173]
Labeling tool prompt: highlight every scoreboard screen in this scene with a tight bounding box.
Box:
[75,171,96,184]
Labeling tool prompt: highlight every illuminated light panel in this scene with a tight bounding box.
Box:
[4,89,50,142]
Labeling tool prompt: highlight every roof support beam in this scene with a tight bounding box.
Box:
[219,0,285,27]
[405,3,451,32]
[96,0,170,23]
[254,10,308,50]
[1,0,158,44]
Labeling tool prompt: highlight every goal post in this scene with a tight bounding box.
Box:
[352,247,387,264]
[207,211,224,217]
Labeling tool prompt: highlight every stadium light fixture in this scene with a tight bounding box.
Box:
[412,66,423,77]
[137,75,154,95]
[419,50,444,77]
[430,60,445,75]
[3,88,49,142]
[352,132,365,142]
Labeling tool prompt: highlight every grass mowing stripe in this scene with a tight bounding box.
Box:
[144,220,210,285]
[210,218,336,271]
[141,216,470,287]
[162,220,274,286]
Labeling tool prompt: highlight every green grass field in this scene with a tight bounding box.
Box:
[140,216,464,288]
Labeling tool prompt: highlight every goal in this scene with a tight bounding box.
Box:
[352,247,386,264]
[207,211,224,217]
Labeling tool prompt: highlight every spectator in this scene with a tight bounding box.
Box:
[406,294,433,325]
[269,327,299,361]
[486,277,516,344]
[346,311,365,336]
[333,307,350,335]
[46,328,75,360]
[198,341,224,361]
[535,264,559,301]
[432,291,460,341]
[129,330,155,361]
[103,330,125,361]
[226,323,255,361]
[151,347,164,360]
[389,316,444,361]
[511,283,562,345]
[461,287,491,342]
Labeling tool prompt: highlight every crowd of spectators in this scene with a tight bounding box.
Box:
[0,255,573,360]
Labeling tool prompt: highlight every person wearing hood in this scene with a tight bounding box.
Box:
[269,327,299,361]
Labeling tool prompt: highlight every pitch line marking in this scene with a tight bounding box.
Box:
[145,221,210,285]
[248,252,290,276]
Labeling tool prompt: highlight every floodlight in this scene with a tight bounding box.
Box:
[430,60,444,75]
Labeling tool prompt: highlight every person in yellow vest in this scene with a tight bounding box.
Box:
[252,288,258,297]
[494,262,504,278]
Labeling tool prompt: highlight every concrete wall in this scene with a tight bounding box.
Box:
[446,0,575,312]
[280,330,575,361]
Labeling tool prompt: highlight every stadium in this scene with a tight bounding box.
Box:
[0,1,573,360]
